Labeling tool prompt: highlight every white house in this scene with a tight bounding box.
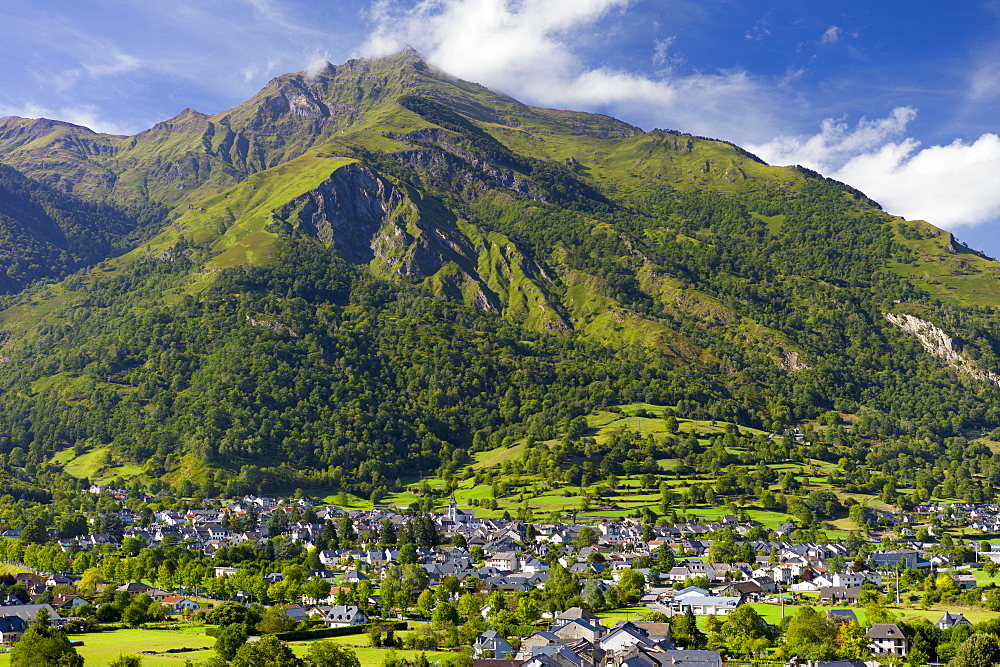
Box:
[324,605,368,627]
[866,623,908,656]
[162,596,199,613]
[676,595,742,616]
[832,572,881,587]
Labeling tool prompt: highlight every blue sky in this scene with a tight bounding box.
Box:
[3,0,1000,255]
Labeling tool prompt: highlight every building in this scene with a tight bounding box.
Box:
[0,616,27,644]
[473,630,514,658]
[937,612,971,630]
[866,623,908,656]
[324,605,368,627]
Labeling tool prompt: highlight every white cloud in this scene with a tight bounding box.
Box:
[748,107,916,170]
[745,14,772,41]
[821,25,841,44]
[748,108,1000,228]
[0,103,132,136]
[652,37,674,67]
[361,0,786,142]
[836,134,1000,227]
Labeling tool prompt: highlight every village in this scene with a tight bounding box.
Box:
[0,488,996,664]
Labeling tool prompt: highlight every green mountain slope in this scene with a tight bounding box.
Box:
[0,164,161,295]
[0,51,1000,493]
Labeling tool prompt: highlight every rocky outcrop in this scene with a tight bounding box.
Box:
[884,312,1000,386]
[246,316,299,338]
[283,163,400,264]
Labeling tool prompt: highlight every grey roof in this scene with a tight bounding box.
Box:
[827,609,858,623]
[0,616,27,633]
[937,612,970,627]
[0,604,61,621]
[866,623,906,639]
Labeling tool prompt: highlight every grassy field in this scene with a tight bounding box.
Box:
[749,602,1000,626]
[287,642,455,666]
[596,606,649,626]
[0,628,216,666]
[0,627,458,667]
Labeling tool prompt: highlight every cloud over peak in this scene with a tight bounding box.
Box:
[749,108,1000,228]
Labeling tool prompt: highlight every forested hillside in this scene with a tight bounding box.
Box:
[0,50,1000,494]
[0,165,160,294]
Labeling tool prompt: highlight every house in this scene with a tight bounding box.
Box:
[0,605,64,627]
[162,596,199,614]
[866,623,907,656]
[626,648,723,667]
[553,619,605,642]
[672,586,710,599]
[599,621,673,656]
[954,573,978,590]
[473,630,514,658]
[521,630,562,652]
[552,607,602,629]
[827,610,859,624]
[832,572,881,588]
[720,581,762,600]
[0,616,27,643]
[750,575,778,594]
[937,612,971,630]
[819,586,862,604]
[282,604,310,622]
[147,589,172,603]
[340,570,368,584]
[486,552,520,571]
[871,550,930,572]
[115,582,153,595]
[676,595,742,616]
[324,605,368,627]
[51,595,89,613]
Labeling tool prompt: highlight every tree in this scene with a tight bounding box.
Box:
[257,605,296,635]
[835,621,868,659]
[432,601,459,628]
[306,641,361,667]
[304,577,333,604]
[216,622,249,661]
[671,607,706,649]
[721,604,772,654]
[146,601,169,623]
[576,527,598,547]
[9,608,83,666]
[457,592,480,621]
[517,596,541,625]
[782,607,838,661]
[20,517,47,545]
[949,633,1000,667]
[416,589,436,618]
[108,655,143,667]
[77,567,104,597]
[208,601,259,626]
[122,597,150,628]
[56,514,88,539]
[232,634,303,666]
[616,569,646,603]
[581,579,606,611]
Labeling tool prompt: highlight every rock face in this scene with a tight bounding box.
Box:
[884,312,1000,386]
[279,163,506,310]
[284,163,401,264]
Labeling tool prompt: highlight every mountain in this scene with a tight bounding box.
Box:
[1,50,999,495]
[0,164,163,295]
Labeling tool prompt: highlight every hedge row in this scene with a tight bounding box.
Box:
[273,622,408,641]
[205,621,408,640]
